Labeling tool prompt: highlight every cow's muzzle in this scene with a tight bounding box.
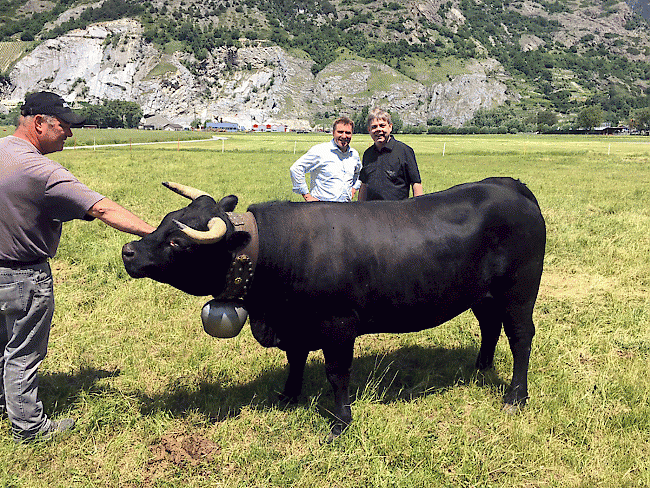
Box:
[121,242,146,278]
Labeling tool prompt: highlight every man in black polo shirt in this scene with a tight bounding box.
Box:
[358,109,423,201]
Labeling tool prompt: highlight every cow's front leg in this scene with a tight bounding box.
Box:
[281,348,309,403]
[322,338,354,442]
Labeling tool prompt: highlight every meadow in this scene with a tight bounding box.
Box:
[0,131,648,487]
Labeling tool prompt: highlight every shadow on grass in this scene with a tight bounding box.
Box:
[38,366,121,413]
[35,344,510,427]
[146,344,508,422]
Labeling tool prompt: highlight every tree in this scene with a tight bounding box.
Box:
[352,106,369,134]
[0,105,20,125]
[427,116,443,126]
[632,107,650,133]
[577,105,603,131]
[388,111,403,133]
[79,100,142,128]
[537,109,558,128]
[79,104,107,127]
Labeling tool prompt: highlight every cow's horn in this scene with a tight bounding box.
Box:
[163,181,212,200]
[173,217,227,244]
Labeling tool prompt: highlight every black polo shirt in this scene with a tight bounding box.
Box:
[360,137,421,201]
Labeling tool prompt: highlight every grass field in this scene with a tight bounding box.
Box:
[0,126,214,147]
[0,132,649,487]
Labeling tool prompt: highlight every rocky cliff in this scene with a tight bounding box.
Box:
[5,19,513,129]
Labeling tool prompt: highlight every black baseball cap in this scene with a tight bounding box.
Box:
[20,91,86,126]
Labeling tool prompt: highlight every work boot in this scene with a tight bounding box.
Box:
[14,418,76,443]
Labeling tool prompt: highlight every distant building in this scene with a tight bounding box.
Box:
[251,123,287,132]
[206,121,239,132]
[142,115,174,130]
[164,123,183,131]
[593,126,628,135]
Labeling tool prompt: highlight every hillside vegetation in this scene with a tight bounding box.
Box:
[1,0,650,127]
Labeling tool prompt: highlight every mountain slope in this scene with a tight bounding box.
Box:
[1,0,649,129]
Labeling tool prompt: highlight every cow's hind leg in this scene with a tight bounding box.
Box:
[502,300,536,408]
[472,297,504,371]
[281,348,309,403]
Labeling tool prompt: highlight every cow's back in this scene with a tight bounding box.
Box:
[247,177,545,340]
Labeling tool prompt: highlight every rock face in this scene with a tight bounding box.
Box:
[428,59,514,128]
[5,19,513,128]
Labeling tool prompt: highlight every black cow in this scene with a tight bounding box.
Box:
[122,177,546,439]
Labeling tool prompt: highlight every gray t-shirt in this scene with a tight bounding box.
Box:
[0,136,104,261]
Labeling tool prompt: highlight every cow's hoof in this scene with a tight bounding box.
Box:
[475,358,494,371]
[503,388,528,409]
[324,422,348,443]
[278,392,299,405]
[502,403,522,415]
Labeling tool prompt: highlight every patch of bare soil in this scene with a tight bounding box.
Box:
[142,433,220,486]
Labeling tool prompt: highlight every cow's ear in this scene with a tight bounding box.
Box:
[219,195,238,212]
[226,231,251,253]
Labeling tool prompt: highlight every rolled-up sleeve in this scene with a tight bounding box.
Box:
[290,149,319,195]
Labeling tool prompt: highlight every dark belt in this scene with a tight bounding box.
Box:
[0,258,48,268]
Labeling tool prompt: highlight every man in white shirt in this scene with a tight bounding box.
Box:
[290,117,361,202]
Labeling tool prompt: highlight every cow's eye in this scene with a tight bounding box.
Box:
[169,237,187,249]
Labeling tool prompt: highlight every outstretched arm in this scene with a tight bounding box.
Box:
[87,198,156,236]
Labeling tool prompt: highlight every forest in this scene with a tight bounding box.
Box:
[0,99,143,128]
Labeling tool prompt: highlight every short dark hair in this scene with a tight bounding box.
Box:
[333,116,354,132]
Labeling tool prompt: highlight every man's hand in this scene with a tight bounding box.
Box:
[303,193,319,202]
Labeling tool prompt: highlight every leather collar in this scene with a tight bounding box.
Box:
[215,212,259,302]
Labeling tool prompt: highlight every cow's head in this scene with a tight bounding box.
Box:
[122,182,251,296]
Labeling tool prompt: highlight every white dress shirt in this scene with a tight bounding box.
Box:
[290,140,362,202]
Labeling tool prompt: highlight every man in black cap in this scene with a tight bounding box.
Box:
[0,91,155,442]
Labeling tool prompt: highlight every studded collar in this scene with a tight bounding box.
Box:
[214,212,259,302]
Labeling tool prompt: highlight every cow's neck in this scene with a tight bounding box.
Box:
[214,212,259,302]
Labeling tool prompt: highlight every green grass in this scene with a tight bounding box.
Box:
[0,41,29,72]
[401,56,468,85]
[0,126,214,147]
[1,132,649,487]
[64,128,212,147]
[144,62,178,80]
